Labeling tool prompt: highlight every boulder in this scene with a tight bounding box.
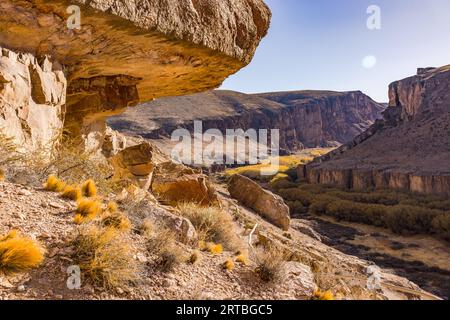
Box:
[228,174,290,230]
[278,262,316,299]
[144,201,198,245]
[110,142,154,189]
[152,162,218,206]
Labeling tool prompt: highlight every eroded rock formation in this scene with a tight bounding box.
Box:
[109,90,385,151]
[0,47,66,151]
[300,65,450,197]
[0,0,270,151]
[228,174,290,230]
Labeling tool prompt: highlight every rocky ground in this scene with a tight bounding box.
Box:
[0,179,439,300]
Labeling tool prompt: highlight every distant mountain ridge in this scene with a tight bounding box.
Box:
[108,89,385,151]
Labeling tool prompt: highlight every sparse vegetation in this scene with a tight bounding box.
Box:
[223,258,235,271]
[205,242,223,255]
[277,184,450,240]
[147,225,184,272]
[101,212,132,231]
[189,250,200,264]
[140,218,154,238]
[72,225,138,287]
[312,289,334,300]
[0,230,45,273]
[253,245,286,283]
[0,131,21,173]
[81,179,97,198]
[61,185,82,201]
[224,149,333,182]
[106,201,119,213]
[156,247,184,273]
[235,253,249,265]
[75,198,102,223]
[44,175,66,192]
[178,203,243,251]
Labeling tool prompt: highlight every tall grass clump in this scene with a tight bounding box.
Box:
[253,245,286,283]
[81,179,97,198]
[0,230,45,273]
[74,198,102,224]
[61,185,82,201]
[44,175,66,192]
[71,226,138,287]
[178,203,243,251]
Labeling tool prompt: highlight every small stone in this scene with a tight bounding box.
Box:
[49,202,65,209]
[136,253,148,263]
[18,189,32,196]
[17,285,26,292]
[116,287,124,295]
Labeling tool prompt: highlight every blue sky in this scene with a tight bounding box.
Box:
[221,0,450,102]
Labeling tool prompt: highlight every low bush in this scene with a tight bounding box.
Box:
[72,226,138,287]
[275,183,450,240]
[147,226,184,272]
[253,245,285,283]
[101,212,132,231]
[178,203,243,251]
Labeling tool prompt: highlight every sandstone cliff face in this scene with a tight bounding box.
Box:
[0,0,270,151]
[300,65,450,197]
[108,90,385,151]
[0,47,66,151]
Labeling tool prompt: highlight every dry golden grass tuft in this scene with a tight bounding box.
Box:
[101,212,132,231]
[44,175,66,192]
[0,130,22,171]
[157,247,184,273]
[253,245,286,283]
[106,201,118,214]
[178,203,243,252]
[223,258,235,271]
[72,225,139,287]
[61,185,82,201]
[147,225,184,272]
[81,179,97,198]
[0,168,5,182]
[74,198,102,224]
[312,289,334,300]
[235,253,249,265]
[205,242,223,255]
[140,219,154,238]
[0,230,45,273]
[189,250,200,264]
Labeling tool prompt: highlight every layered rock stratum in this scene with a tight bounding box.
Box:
[108,89,385,151]
[0,0,270,151]
[299,65,450,197]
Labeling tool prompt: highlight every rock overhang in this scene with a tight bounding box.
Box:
[0,0,271,102]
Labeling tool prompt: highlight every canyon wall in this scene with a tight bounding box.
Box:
[108,90,385,151]
[0,0,270,152]
[299,65,450,197]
